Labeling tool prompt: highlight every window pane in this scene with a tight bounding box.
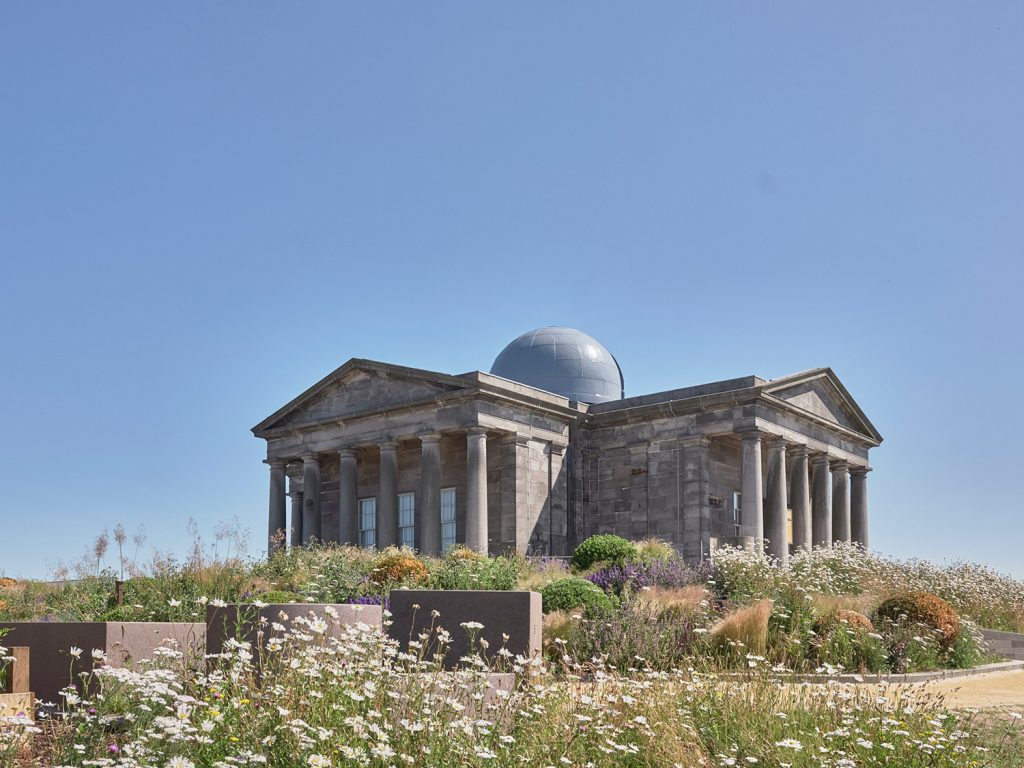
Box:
[398,492,415,549]
[359,498,377,549]
[441,488,456,552]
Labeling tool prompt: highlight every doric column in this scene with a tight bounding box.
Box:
[377,442,398,549]
[831,460,851,544]
[466,427,489,554]
[287,479,303,548]
[738,430,764,551]
[301,455,321,545]
[789,445,812,552]
[850,466,871,549]
[810,454,832,548]
[338,448,359,546]
[419,433,443,556]
[266,459,287,556]
[765,436,789,565]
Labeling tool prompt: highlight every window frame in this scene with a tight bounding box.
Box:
[358,497,377,549]
[440,487,457,552]
[398,492,416,549]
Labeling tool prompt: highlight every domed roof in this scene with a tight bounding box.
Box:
[490,327,624,404]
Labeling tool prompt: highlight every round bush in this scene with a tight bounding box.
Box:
[370,551,430,587]
[541,577,614,614]
[445,546,483,562]
[815,609,874,636]
[570,534,638,572]
[876,592,960,648]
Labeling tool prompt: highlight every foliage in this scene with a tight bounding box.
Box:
[876,592,960,649]
[569,534,638,572]
[249,590,301,603]
[585,555,710,597]
[369,549,431,588]
[560,594,712,672]
[429,552,523,591]
[540,576,615,614]
[12,621,1024,768]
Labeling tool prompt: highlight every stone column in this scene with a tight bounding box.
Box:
[288,480,303,548]
[810,454,832,548]
[419,433,442,556]
[466,427,489,554]
[738,430,764,551]
[789,445,812,552]
[266,459,287,556]
[301,455,321,545]
[831,460,851,544]
[850,466,871,549]
[377,442,399,549]
[338,448,359,546]
[765,436,789,565]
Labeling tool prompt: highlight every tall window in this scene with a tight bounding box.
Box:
[398,492,415,549]
[732,492,742,535]
[359,497,377,549]
[441,487,456,552]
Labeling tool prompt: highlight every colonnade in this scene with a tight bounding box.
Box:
[738,429,869,566]
[266,428,490,556]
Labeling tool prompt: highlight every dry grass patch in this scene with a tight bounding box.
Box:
[710,599,773,655]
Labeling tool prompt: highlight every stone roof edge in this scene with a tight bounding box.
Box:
[761,367,883,443]
[251,358,471,436]
[252,361,583,439]
[585,368,882,447]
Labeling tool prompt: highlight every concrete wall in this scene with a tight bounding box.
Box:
[0,622,204,704]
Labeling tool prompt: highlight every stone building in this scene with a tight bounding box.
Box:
[253,327,881,564]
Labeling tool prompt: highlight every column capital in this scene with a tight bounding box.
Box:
[850,465,872,477]
[810,452,833,467]
[830,459,850,472]
[787,443,810,458]
[300,453,320,463]
[265,458,287,470]
[467,426,489,437]
[418,432,443,445]
[378,441,399,453]
[735,428,764,442]
[764,435,788,451]
[338,447,358,460]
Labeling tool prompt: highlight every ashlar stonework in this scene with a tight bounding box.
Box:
[253,328,881,565]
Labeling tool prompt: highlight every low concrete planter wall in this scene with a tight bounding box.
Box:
[205,603,383,657]
[982,629,1024,660]
[0,622,204,704]
[387,590,541,670]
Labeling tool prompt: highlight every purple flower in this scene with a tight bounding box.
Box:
[349,595,390,611]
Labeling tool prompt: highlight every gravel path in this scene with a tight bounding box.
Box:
[865,670,1024,710]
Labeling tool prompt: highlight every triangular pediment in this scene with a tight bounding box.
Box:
[253,359,471,434]
[762,368,882,443]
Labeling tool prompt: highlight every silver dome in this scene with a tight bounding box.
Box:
[490,327,624,404]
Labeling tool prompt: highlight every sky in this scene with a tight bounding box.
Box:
[1,3,1022,578]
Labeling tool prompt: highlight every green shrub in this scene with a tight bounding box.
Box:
[430,554,523,591]
[570,535,638,572]
[541,577,614,614]
[811,610,887,674]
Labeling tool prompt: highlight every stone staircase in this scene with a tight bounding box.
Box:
[982,629,1024,660]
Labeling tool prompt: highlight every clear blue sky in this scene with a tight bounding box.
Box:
[1,3,1021,578]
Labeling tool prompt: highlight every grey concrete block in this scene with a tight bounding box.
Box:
[387,590,541,670]
[205,603,382,656]
[0,621,204,704]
